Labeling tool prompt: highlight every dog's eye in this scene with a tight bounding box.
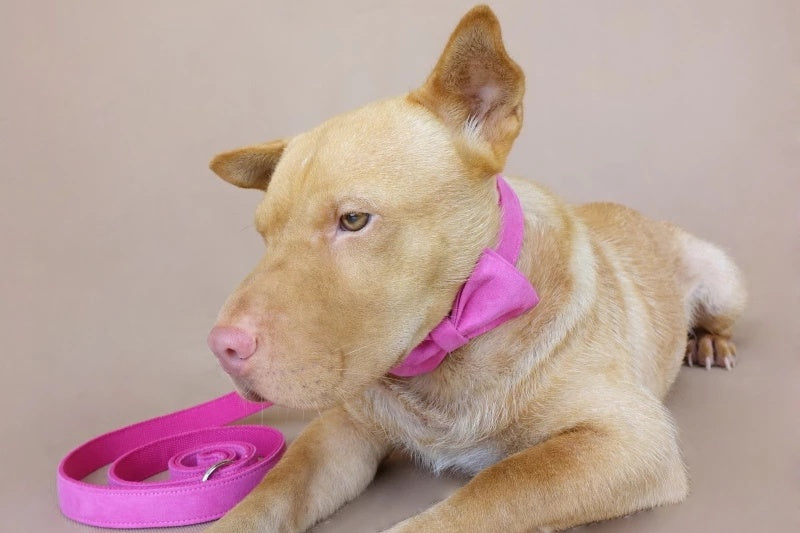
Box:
[339,212,371,232]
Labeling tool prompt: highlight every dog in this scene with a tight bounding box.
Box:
[204,5,746,532]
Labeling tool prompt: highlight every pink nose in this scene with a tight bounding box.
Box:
[208,326,257,374]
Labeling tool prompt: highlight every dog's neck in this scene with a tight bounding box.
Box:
[389,176,540,377]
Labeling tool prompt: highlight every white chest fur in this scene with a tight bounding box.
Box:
[411,439,505,476]
[352,381,513,476]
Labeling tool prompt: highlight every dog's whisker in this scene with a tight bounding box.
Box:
[341,341,385,357]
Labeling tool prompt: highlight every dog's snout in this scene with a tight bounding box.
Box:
[208,326,257,374]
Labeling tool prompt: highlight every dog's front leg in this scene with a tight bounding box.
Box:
[206,406,389,533]
[385,418,688,533]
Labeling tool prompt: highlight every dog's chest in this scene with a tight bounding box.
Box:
[414,438,505,476]
[357,383,510,475]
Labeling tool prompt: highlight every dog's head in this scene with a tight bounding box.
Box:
[207,6,525,408]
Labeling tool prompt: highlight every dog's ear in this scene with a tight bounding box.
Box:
[410,5,524,170]
[209,139,287,190]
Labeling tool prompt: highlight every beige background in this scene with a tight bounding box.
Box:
[1,1,798,531]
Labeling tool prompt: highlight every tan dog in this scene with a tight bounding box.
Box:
[205,6,745,532]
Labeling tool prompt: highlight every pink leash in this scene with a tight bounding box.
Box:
[57,392,284,528]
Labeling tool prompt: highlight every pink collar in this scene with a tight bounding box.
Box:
[389,176,540,377]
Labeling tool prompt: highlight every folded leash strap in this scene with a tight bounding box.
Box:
[57,392,283,528]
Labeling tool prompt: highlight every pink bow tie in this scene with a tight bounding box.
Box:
[390,176,539,377]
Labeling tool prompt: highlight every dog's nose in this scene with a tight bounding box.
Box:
[207,326,257,373]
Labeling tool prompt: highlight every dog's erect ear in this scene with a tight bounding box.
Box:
[209,139,287,190]
[410,5,524,170]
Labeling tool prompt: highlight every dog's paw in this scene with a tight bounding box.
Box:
[685,330,736,370]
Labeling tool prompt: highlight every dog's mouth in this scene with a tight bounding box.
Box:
[231,382,269,404]
[218,340,411,410]
[240,389,267,403]
[230,373,341,410]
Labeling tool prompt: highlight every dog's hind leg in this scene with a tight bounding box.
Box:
[677,231,747,370]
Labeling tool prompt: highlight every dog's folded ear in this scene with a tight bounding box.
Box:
[410,5,524,170]
[209,139,287,190]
